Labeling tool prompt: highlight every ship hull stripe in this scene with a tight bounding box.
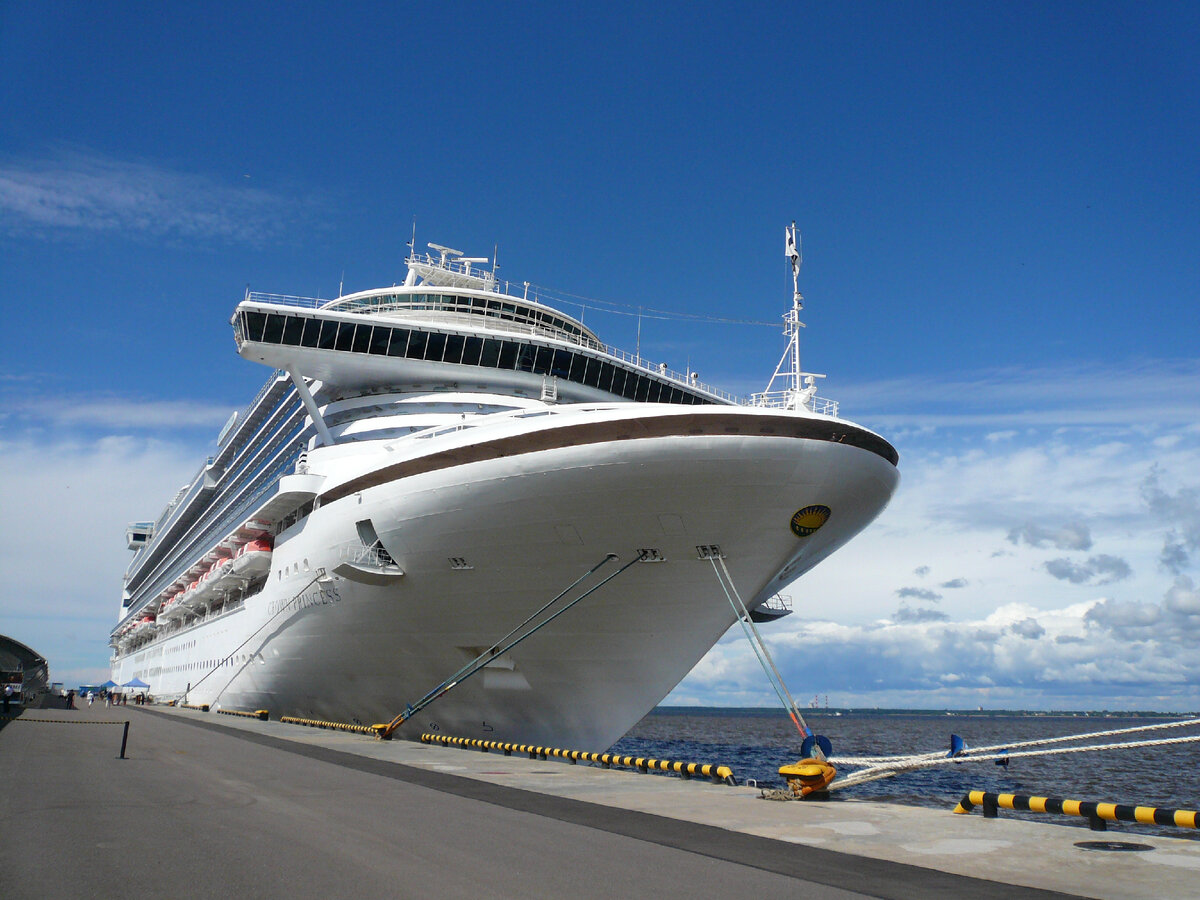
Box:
[321,412,898,505]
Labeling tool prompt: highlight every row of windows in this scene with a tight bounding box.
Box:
[328,292,593,342]
[236,310,711,406]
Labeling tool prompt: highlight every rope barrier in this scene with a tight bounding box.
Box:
[281,715,380,736]
[954,790,1199,832]
[216,708,269,721]
[421,733,736,784]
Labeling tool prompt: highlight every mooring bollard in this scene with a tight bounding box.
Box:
[119,720,130,759]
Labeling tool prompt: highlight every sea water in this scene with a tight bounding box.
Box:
[611,708,1200,839]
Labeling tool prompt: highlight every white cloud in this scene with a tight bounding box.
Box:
[0,149,314,244]
[0,433,202,684]
[669,418,1200,710]
[9,395,235,431]
[1008,522,1093,551]
[1044,554,1132,585]
[844,359,1200,430]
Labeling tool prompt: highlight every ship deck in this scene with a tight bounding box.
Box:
[3,702,1197,898]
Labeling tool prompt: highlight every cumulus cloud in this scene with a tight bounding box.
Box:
[673,597,1200,710]
[893,605,949,623]
[1008,521,1093,551]
[1044,554,1132,585]
[1164,576,1200,616]
[0,149,315,244]
[896,587,942,602]
[913,565,930,577]
[939,578,968,589]
[1010,617,1046,639]
[1141,468,1200,574]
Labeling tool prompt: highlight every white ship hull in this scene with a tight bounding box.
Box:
[115,408,897,749]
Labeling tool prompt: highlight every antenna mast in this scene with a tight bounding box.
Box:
[756,221,824,411]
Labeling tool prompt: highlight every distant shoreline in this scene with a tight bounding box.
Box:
[652,706,1196,718]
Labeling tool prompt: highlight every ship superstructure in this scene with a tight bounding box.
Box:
[112,233,898,749]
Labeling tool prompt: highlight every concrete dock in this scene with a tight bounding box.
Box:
[2,703,1197,899]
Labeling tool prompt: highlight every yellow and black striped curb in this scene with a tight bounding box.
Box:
[954,790,1199,831]
[180,703,210,712]
[217,708,269,721]
[421,733,736,784]
[280,715,380,736]
[0,717,129,725]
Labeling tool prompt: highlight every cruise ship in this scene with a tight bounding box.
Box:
[112,229,899,749]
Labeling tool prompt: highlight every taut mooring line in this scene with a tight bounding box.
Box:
[708,556,822,758]
[376,552,640,739]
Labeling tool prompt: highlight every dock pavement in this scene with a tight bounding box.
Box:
[2,701,1198,899]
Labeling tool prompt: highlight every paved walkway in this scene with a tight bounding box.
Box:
[3,703,1196,898]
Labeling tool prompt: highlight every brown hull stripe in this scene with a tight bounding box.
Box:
[319,412,898,505]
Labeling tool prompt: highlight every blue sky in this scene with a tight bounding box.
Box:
[2,1,1198,710]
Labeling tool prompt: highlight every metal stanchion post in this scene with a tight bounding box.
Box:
[119,721,130,759]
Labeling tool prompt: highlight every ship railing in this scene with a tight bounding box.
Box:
[759,593,793,614]
[748,390,839,417]
[245,291,325,309]
[335,541,396,568]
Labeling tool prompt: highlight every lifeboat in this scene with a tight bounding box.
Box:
[193,569,216,606]
[230,539,272,578]
[181,580,202,609]
[208,555,236,593]
[160,593,184,621]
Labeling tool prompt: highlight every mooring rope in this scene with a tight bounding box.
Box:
[709,557,821,756]
[833,717,1200,766]
[829,727,1200,791]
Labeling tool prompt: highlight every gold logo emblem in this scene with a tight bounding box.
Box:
[790,505,831,538]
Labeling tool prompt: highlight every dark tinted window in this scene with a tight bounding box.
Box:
[582,357,601,388]
[480,338,501,368]
[443,333,465,364]
[508,343,529,371]
[352,324,372,353]
[461,336,483,366]
[244,311,267,342]
[533,347,553,375]
[551,349,572,378]
[598,362,615,392]
[317,319,338,349]
[646,381,662,403]
[262,314,285,344]
[406,331,428,359]
[300,318,320,348]
[425,332,446,361]
[369,325,390,354]
[635,376,650,402]
[387,328,409,356]
[568,353,587,382]
[282,315,304,345]
[610,368,626,396]
[335,322,356,352]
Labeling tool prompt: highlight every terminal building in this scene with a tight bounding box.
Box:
[0,635,48,709]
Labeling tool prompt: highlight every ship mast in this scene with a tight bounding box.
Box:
[756,221,824,411]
